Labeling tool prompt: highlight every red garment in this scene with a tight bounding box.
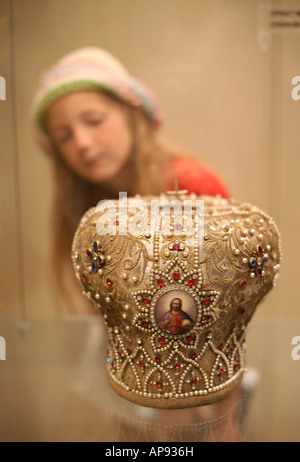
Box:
[159,310,193,335]
[166,157,230,199]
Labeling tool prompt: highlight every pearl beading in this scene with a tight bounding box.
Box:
[105,208,246,401]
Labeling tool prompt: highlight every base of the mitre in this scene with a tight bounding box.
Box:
[106,368,245,409]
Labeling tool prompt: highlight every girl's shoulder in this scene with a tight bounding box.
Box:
[165,156,230,199]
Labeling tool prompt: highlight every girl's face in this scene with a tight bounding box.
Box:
[45,91,133,185]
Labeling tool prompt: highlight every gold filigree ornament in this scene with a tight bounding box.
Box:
[72,194,282,409]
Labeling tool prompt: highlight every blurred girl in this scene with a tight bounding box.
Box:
[32,47,229,313]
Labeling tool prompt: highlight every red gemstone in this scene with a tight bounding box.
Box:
[173,243,180,251]
[157,279,165,287]
[127,348,131,355]
[236,360,240,366]
[82,274,87,281]
[188,279,195,287]
[113,220,119,225]
[258,246,263,256]
[156,381,162,388]
[201,318,208,325]
[190,352,197,359]
[257,267,262,277]
[142,321,148,327]
[158,337,165,345]
[241,281,247,289]
[107,279,113,286]
[155,356,161,363]
[191,377,197,384]
[139,361,145,368]
[186,335,193,343]
[86,249,92,257]
[142,298,149,304]
[219,343,224,350]
[174,364,181,370]
[175,223,182,230]
[202,298,211,305]
[220,369,224,375]
[117,349,121,357]
[173,272,180,280]
[229,348,234,353]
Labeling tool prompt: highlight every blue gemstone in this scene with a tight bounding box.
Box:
[251,258,257,267]
[92,261,97,272]
[93,241,98,252]
[263,257,268,265]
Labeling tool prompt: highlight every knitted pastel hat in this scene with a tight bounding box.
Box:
[32,47,162,148]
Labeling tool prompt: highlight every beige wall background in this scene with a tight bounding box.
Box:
[0,0,299,319]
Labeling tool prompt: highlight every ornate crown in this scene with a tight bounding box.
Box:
[72,193,281,409]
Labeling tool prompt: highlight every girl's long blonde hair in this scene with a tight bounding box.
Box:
[49,97,188,314]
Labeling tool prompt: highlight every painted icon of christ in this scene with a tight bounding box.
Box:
[158,297,193,335]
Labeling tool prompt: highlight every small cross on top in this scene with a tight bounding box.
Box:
[166,179,188,200]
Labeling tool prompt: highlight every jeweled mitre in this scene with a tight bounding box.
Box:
[72,194,281,409]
